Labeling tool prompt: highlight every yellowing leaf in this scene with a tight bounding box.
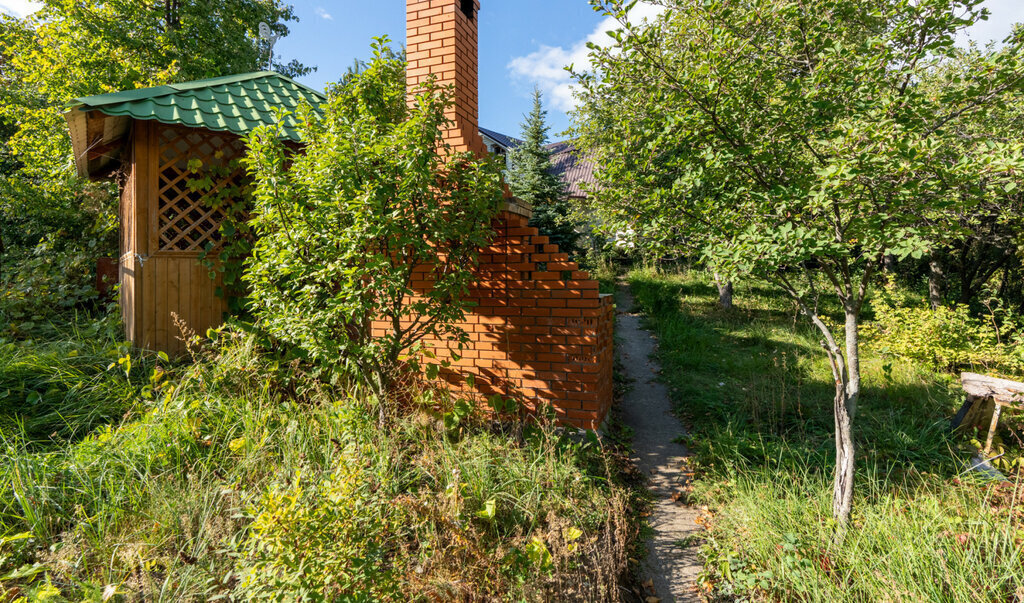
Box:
[476,499,496,520]
[565,526,583,543]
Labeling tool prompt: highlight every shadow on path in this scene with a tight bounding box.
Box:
[616,284,702,603]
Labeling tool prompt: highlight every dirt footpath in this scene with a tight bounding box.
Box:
[615,285,702,603]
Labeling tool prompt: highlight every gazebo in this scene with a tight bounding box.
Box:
[66,73,323,356]
[65,0,616,430]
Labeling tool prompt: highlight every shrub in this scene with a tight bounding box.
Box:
[243,39,504,395]
[0,178,119,326]
[867,289,1024,374]
[0,327,636,601]
[236,463,404,601]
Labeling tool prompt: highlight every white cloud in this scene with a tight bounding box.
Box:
[961,0,1024,46]
[507,3,664,112]
[511,0,1024,112]
[0,0,40,18]
[315,6,333,21]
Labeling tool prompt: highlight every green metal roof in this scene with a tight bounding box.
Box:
[67,71,326,141]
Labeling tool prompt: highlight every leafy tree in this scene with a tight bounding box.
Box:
[0,0,309,320]
[243,40,505,397]
[574,0,1024,529]
[507,87,580,255]
[1,0,308,179]
[917,49,1024,310]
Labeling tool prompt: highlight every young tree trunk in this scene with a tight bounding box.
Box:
[783,274,861,534]
[883,254,897,274]
[714,273,733,310]
[833,309,860,532]
[803,305,857,531]
[928,255,945,310]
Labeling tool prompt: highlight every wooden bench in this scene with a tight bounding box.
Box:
[953,372,1024,456]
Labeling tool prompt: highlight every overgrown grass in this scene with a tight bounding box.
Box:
[0,325,635,601]
[0,316,143,447]
[628,268,1024,602]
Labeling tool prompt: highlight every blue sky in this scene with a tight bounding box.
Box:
[1,0,1022,141]
[278,0,1022,139]
[271,0,615,138]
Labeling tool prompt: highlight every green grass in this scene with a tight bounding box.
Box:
[0,317,143,447]
[628,268,1024,602]
[0,324,635,601]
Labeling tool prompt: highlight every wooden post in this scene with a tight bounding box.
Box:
[984,403,1003,457]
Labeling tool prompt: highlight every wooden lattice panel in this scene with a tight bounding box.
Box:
[157,126,246,253]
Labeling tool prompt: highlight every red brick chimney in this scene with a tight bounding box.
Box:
[407,0,487,157]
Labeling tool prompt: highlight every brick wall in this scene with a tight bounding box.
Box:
[395,0,615,429]
[372,212,615,429]
[407,0,487,156]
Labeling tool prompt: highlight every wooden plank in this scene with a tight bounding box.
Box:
[961,372,1024,408]
[132,121,146,256]
[206,263,217,334]
[147,122,161,256]
[121,254,134,342]
[129,137,145,346]
[179,257,191,351]
[154,258,169,355]
[141,253,154,350]
[169,258,182,356]
[131,121,151,350]
[197,259,208,336]
[985,404,1004,456]
[218,269,227,327]
[192,257,202,342]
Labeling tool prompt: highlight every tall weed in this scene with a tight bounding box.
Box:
[0,326,635,601]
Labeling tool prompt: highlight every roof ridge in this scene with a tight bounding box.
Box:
[168,71,273,89]
[68,71,326,110]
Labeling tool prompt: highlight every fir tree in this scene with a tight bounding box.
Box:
[506,88,580,255]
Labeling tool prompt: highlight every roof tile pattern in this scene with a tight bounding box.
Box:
[547,141,597,199]
[69,72,326,141]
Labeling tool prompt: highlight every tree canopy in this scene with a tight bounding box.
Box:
[0,0,310,320]
[574,0,1024,527]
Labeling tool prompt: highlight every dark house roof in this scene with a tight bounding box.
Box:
[479,126,522,151]
[546,140,596,199]
[478,127,597,200]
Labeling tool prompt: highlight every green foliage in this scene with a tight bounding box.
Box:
[0,315,140,446]
[575,0,1024,525]
[0,326,633,601]
[237,465,403,601]
[577,0,1024,282]
[867,288,1024,374]
[244,39,505,394]
[507,88,580,255]
[914,50,1024,309]
[628,270,1024,601]
[0,0,309,323]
